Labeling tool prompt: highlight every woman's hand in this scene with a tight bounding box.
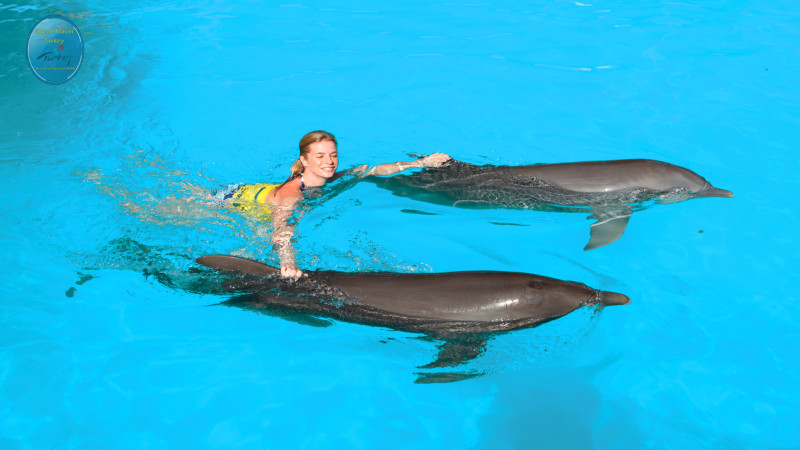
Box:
[280,261,305,279]
[416,152,452,168]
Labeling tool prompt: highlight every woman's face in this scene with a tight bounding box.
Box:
[300,139,338,182]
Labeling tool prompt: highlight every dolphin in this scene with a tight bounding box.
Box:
[195,254,629,378]
[366,159,733,250]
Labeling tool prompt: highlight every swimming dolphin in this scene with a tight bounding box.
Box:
[366,159,733,250]
[195,254,629,377]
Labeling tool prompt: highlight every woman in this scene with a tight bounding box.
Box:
[225,130,450,278]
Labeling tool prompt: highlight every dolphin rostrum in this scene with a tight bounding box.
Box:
[195,254,629,376]
[366,159,733,250]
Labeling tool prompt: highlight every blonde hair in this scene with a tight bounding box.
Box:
[276,130,337,192]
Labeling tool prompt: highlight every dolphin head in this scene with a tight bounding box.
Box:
[629,161,732,200]
[665,165,733,198]
[517,276,629,320]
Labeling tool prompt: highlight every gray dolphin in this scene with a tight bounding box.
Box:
[196,254,629,377]
[196,254,629,333]
[366,159,733,250]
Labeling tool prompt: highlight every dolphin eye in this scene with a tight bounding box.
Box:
[528,281,542,289]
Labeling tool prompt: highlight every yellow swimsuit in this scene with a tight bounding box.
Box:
[227,182,278,217]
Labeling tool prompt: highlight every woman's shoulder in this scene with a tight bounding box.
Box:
[268,177,303,205]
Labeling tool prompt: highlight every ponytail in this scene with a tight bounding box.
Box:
[275,159,304,193]
[288,159,304,179]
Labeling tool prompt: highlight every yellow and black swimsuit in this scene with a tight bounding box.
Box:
[225,182,278,218]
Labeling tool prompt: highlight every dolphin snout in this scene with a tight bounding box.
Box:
[698,187,734,198]
[600,291,630,306]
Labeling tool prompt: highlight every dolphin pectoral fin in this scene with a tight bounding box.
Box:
[413,371,483,384]
[418,335,489,370]
[585,209,632,250]
[220,294,334,328]
[413,335,490,384]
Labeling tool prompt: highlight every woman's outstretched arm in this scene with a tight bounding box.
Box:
[352,152,452,177]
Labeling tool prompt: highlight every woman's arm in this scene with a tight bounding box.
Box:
[268,179,306,279]
[270,201,305,279]
[351,152,452,177]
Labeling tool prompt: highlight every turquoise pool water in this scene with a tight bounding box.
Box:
[2,0,799,447]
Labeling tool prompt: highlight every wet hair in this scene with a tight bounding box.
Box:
[276,130,337,193]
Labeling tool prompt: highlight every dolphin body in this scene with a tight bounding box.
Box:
[196,254,630,380]
[366,159,733,250]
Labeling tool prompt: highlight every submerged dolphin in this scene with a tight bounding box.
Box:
[196,254,629,377]
[366,159,733,250]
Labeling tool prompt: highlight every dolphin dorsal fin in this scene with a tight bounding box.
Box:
[196,254,280,276]
[585,208,632,250]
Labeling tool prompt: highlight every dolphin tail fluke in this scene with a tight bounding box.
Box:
[196,254,280,276]
[697,187,734,198]
[585,209,631,251]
